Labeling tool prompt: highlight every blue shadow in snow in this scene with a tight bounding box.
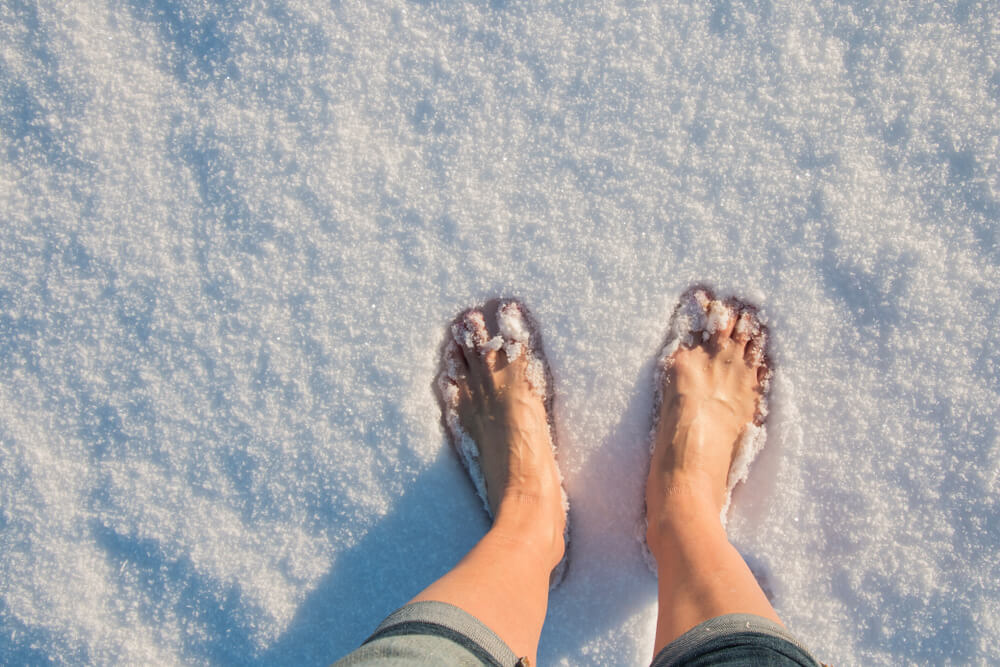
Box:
[252,449,486,665]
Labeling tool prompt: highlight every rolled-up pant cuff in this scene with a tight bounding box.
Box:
[336,604,820,667]
[651,613,821,666]
[333,600,522,666]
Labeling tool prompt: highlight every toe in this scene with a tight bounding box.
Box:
[452,312,483,375]
[443,339,469,382]
[706,300,735,346]
[757,361,770,384]
[453,310,487,348]
[456,309,501,370]
[745,330,767,372]
[451,311,480,351]
[437,372,461,408]
[497,301,530,342]
[497,301,530,363]
[474,313,504,370]
[732,309,754,343]
[438,340,469,408]
[480,337,501,370]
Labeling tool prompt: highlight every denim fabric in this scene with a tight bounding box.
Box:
[333,603,820,667]
[650,614,821,666]
[332,601,521,667]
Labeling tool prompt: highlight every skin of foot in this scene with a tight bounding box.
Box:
[646,301,767,549]
[448,308,566,570]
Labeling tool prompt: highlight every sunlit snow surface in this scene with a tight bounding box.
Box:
[2,1,998,664]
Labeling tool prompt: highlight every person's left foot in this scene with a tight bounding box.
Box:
[438,301,565,568]
[646,289,769,554]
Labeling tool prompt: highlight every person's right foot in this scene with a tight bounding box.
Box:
[439,301,566,570]
[646,291,769,545]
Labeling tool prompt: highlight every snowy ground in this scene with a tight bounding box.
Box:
[2,0,998,664]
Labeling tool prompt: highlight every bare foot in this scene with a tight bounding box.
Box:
[438,301,566,568]
[646,290,769,543]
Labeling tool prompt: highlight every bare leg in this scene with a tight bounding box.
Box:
[412,308,565,664]
[646,299,780,656]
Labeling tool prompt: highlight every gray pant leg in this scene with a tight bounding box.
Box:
[651,614,822,666]
[333,601,522,667]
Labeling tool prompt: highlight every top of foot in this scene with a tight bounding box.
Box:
[437,300,566,565]
[647,288,770,518]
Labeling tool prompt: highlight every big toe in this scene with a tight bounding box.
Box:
[705,299,736,347]
[496,300,531,363]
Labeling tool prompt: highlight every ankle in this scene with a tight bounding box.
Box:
[649,467,723,511]
[491,492,565,568]
[645,477,724,556]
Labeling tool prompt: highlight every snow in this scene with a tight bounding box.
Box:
[2,0,998,664]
